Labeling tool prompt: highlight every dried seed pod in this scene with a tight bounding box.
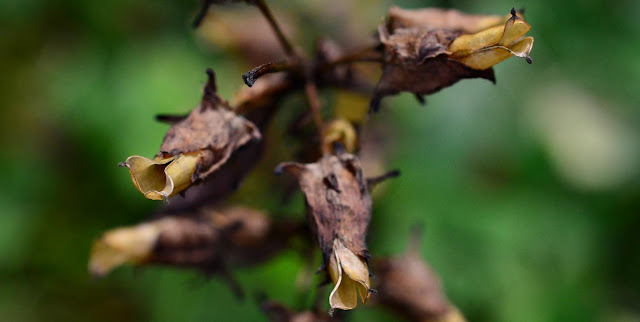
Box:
[374,233,466,322]
[372,25,495,111]
[276,152,374,312]
[371,7,534,111]
[121,69,261,202]
[89,206,298,285]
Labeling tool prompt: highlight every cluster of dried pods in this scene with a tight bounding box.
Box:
[90,1,533,320]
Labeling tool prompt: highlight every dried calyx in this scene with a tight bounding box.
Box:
[89,206,299,295]
[120,69,261,203]
[276,150,397,313]
[371,7,533,111]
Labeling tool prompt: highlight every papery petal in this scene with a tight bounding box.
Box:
[448,25,504,55]
[454,36,534,70]
[323,119,358,153]
[449,9,531,56]
[122,152,199,201]
[333,239,371,303]
[328,250,358,311]
[89,219,172,277]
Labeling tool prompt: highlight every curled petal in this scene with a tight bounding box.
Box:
[89,219,173,277]
[329,250,357,311]
[454,36,534,70]
[449,9,533,69]
[328,239,371,313]
[323,118,358,153]
[122,152,200,202]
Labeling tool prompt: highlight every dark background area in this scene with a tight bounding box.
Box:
[1,0,639,321]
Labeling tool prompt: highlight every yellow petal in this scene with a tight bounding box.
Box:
[454,36,534,70]
[323,119,358,153]
[449,9,531,57]
[333,239,371,304]
[89,219,172,277]
[448,25,504,55]
[328,250,358,311]
[498,14,531,46]
[122,152,200,201]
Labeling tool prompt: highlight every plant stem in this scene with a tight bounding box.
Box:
[255,0,295,56]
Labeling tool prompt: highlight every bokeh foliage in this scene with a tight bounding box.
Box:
[1,0,639,321]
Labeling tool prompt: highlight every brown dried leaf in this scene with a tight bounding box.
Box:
[121,69,261,202]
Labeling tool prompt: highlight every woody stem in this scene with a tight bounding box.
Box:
[255,0,295,56]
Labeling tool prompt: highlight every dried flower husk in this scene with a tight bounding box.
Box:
[372,7,534,111]
[121,69,261,202]
[89,206,297,279]
[372,25,495,111]
[276,152,374,312]
[374,234,466,322]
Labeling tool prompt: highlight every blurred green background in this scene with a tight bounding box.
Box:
[1,0,639,321]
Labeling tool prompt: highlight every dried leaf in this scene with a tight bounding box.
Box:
[121,69,261,202]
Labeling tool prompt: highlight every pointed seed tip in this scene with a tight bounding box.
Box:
[526,56,533,64]
[117,162,126,167]
[511,7,516,16]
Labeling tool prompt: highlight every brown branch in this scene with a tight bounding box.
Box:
[255,0,295,56]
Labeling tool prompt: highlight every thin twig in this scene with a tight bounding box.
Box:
[242,60,298,87]
[255,0,295,56]
[317,44,383,72]
[304,79,328,155]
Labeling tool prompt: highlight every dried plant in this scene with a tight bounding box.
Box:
[92,1,534,320]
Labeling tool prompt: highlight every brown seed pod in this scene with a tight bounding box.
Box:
[374,232,466,322]
[276,151,374,312]
[121,69,261,202]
